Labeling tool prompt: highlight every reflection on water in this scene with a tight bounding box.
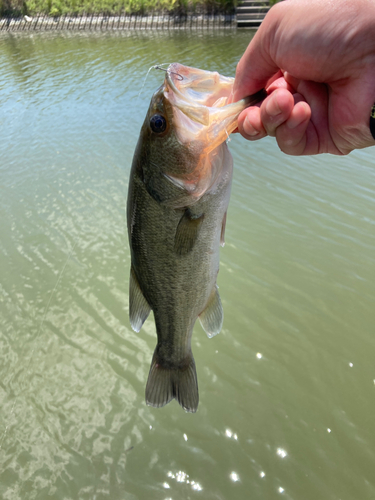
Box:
[0,30,375,500]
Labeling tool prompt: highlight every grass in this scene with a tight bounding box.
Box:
[0,0,240,16]
[0,0,280,18]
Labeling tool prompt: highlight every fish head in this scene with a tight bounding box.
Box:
[136,63,261,208]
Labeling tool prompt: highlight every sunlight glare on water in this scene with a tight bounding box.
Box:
[0,29,375,500]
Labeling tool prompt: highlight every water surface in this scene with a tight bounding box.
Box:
[0,30,375,500]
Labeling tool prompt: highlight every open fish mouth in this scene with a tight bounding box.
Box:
[153,63,266,201]
[163,63,266,150]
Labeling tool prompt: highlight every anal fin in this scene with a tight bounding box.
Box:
[129,266,151,333]
[198,285,223,338]
[220,211,227,247]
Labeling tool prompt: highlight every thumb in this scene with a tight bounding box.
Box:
[232,6,284,101]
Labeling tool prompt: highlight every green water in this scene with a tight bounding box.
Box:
[0,30,374,500]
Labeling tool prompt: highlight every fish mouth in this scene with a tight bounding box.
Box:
[163,63,265,151]
[157,64,266,202]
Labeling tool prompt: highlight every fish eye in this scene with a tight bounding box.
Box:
[150,114,167,134]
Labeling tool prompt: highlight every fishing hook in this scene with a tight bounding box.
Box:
[137,63,184,99]
[153,65,184,81]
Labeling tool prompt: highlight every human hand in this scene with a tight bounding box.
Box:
[232,0,375,155]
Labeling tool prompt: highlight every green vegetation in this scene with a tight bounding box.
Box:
[0,0,283,17]
[0,0,237,16]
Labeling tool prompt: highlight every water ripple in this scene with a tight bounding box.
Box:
[1,30,375,500]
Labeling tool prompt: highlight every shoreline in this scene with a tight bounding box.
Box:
[0,11,237,31]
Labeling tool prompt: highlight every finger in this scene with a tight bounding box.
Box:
[264,70,284,89]
[282,72,302,92]
[260,88,295,137]
[275,101,312,155]
[237,106,267,140]
[288,80,339,154]
[266,75,296,94]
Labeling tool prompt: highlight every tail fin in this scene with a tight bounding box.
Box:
[145,349,199,413]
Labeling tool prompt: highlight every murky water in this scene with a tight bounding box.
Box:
[0,30,375,500]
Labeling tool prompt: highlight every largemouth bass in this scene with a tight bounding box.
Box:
[127,63,265,412]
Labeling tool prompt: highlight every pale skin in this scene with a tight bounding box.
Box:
[232,0,375,155]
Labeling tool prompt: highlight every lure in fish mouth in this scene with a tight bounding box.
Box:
[127,63,265,412]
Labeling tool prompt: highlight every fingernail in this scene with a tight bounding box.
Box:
[243,117,259,136]
[265,94,281,117]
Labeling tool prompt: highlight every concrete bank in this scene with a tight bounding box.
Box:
[0,11,237,31]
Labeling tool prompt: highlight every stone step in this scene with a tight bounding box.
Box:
[237,4,270,12]
[240,0,269,4]
[237,13,267,20]
[237,6,269,14]
[237,20,264,27]
[236,0,270,28]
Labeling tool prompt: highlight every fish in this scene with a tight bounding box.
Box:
[127,63,265,412]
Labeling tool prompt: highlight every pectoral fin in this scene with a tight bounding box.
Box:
[198,285,223,338]
[174,209,204,256]
[129,266,151,332]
